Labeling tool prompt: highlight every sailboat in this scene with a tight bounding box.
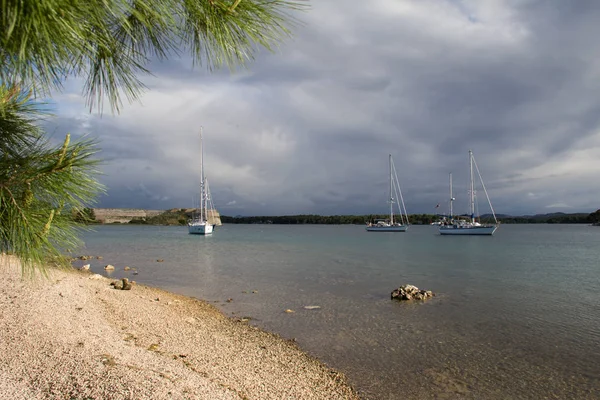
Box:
[366,154,409,232]
[439,150,499,236]
[188,127,214,235]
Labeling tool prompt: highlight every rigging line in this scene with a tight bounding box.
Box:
[472,155,498,224]
[391,159,409,225]
[392,183,403,225]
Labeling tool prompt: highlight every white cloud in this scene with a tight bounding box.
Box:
[546,203,572,209]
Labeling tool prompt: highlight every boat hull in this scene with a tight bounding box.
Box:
[366,225,409,232]
[188,223,214,235]
[439,225,497,235]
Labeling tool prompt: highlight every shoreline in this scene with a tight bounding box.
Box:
[0,256,358,399]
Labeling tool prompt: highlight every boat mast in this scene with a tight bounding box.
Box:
[449,172,453,219]
[469,149,475,223]
[200,127,204,223]
[389,154,394,225]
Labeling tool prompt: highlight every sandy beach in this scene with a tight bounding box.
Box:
[0,256,358,399]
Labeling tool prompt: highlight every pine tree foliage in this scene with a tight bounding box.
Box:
[1,0,305,112]
[1,1,303,275]
[0,85,104,275]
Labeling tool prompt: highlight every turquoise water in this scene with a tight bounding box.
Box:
[77,224,600,399]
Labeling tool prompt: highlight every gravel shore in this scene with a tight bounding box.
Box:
[0,256,358,399]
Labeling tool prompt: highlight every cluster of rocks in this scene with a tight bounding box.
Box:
[110,278,134,290]
[73,255,145,277]
[391,284,435,301]
[77,263,138,275]
[74,255,103,261]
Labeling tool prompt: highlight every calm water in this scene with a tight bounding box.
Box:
[77,224,600,399]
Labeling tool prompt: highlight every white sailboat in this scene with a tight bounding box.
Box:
[188,127,214,235]
[439,150,499,236]
[366,154,409,232]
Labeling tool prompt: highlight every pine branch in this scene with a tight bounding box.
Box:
[0,84,104,275]
[1,0,307,113]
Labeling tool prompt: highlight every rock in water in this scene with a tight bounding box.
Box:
[391,284,435,301]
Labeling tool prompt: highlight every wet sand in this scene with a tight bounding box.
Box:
[0,256,358,399]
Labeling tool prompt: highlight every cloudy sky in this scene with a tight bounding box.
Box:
[47,0,600,216]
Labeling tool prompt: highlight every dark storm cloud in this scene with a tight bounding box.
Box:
[50,0,600,215]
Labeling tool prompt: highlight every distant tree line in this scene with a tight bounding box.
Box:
[482,212,594,224]
[588,209,600,224]
[221,212,598,225]
[96,209,600,226]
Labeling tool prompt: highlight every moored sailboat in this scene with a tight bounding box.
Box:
[366,154,409,232]
[188,127,215,235]
[439,150,499,236]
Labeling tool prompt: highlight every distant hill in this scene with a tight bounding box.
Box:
[480,213,511,219]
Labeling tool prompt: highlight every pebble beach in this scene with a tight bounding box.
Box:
[0,256,358,399]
